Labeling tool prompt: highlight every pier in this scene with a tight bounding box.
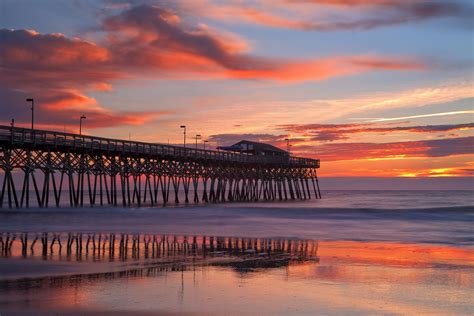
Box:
[0,126,321,208]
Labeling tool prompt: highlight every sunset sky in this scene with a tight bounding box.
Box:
[1,0,473,180]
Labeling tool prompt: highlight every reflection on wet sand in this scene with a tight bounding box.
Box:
[0,232,318,263]
[1,232,473,315]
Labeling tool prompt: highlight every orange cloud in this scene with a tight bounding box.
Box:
[221,55,424,81]
[321,158,474,177]
[0,87,168,131]
[293,136,474,161]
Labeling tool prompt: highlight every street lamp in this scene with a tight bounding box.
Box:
[284,138,291,155]
[203,140,208,150]
[79,115,87,135]
[26,98,34,130]
[195,134,201,149]
[10,119,15,142]
[180,125,186,148]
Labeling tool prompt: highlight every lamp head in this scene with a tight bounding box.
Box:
[26,98,34,102]
[180,125,186,128]
[80,115,87,119]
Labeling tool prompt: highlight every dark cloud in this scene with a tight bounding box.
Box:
[287,0,472,30]
[0,29,118,89]
[102,4,268,71]
[278,122,474,141]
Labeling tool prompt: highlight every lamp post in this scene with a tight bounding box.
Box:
[79,115,87,135]
[203,140,208,150]
[195,134,201,149]
[26,98,34,130]
[285,138,291,156]
[10,119,15,143]
[180,125,186,148]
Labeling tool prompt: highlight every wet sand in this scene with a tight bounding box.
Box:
[0,232,473,315]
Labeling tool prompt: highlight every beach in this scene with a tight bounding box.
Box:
[1,190,473,315]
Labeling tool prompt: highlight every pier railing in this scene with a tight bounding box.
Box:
[0,126,319,168]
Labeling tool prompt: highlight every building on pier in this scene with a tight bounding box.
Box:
[217,140,288,157]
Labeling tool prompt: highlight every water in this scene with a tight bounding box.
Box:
[0,190,473,315]
[1,191,472,244]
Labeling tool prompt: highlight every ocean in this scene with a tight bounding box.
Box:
[0,190,473,315]
[1,190,472,243]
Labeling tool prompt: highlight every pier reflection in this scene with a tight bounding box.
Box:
[0,232,319,295]
[0,232,318,264]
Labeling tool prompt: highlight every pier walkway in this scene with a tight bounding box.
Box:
[0,126,321,208]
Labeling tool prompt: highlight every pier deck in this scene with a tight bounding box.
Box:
[0,126,321,208]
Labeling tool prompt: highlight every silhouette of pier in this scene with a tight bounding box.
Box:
[0,126,321,208]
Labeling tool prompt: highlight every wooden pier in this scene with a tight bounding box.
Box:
[0,126,321,208]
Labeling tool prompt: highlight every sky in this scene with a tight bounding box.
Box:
[0,0,473,182]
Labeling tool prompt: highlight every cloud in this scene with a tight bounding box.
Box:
[177,0,472,31]
[0,88,165,130]
[398,167,474,177]
[0,4,428,87]
[278,122,474,141]
[188,81,473,129]
[0,4,430,85]
[367,111,474,122]
[291,0,472,31]
[208,127,474,161]
[0,29,118,89]
[0,28,169,130]
[0,3,429,132]
[100,4,425,81]
[294,136,474,161]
